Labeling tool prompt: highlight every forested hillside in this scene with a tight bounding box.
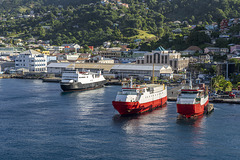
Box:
[0,0,239,47]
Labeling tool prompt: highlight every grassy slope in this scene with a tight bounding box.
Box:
[128,29,156,41]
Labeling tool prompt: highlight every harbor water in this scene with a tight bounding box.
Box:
[0,79,240,159]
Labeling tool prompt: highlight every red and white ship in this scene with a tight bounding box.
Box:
[112,78,167,115]
[176,83,209,118]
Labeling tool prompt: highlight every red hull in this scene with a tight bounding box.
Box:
[177,99,209,118]
[112,96,167,115]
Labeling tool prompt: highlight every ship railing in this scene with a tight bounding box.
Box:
[117,92,138,95]
[177,98,200,104]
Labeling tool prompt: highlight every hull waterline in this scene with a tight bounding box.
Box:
[61,80,107,91]
[177,99,209,118]
[113,96,167,115]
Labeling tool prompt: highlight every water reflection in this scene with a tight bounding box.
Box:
[112,105,168,135]
[176,115,208,148]
[176,114,205,128]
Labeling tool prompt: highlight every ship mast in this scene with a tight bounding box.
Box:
[152,63,154,84]
[130,76,133,88]
[189,72,192,89]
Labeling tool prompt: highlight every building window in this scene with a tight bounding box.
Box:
[165,55,167,64]
[154,54,157,63]
[150,55,152,63]
[142,60,144,64]
[162,55,164,63]
[138,60,140,64]
[174,61,177,68]
[147,55,149,63]
[170,60,172,66]
[158,54,160,63]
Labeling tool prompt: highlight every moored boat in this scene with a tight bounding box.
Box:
[176,83,209,118]
[112,78,167,115]
[60,69,106,91]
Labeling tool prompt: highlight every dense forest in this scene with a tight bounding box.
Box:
[0,0,239,48]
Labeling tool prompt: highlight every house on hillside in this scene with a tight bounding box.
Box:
[62,43,81,53]
[199,54,210,63]
[181,46,202,55]
[204,47,220,54]
[230,45,240,54]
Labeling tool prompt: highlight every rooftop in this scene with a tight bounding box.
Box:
[47,63,72,68]
[155,46,166,51]
[111,64,171,71]
[20,49,42,55]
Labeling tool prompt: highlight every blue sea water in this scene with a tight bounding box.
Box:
[0,79,240,160]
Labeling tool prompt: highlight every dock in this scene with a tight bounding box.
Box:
[0,74,12,79]
[167,85,182,101]
[105,79,122,85]
[42,77,61,83]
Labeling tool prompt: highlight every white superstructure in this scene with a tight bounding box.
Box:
[114,83,167,104]
[61,70,105,84]
[177,89,209,105]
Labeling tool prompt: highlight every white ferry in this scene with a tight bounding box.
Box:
[60,69,106,91]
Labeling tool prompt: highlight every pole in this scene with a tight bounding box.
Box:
[152,63,154,84]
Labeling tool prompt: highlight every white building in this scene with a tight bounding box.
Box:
[15,49,47,72]
[111,64,173,79]
[47,63,73,74]
[91,56,114,64]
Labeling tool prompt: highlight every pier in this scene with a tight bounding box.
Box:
[42,77,61,83]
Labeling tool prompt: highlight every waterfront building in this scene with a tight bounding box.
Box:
[0,61,15,73]
[111,64,173,79]
[15,49,47,72]
[75,63,114,73]
[48,62,172,79]
[136,48,189,72]
[47,63,73,75]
